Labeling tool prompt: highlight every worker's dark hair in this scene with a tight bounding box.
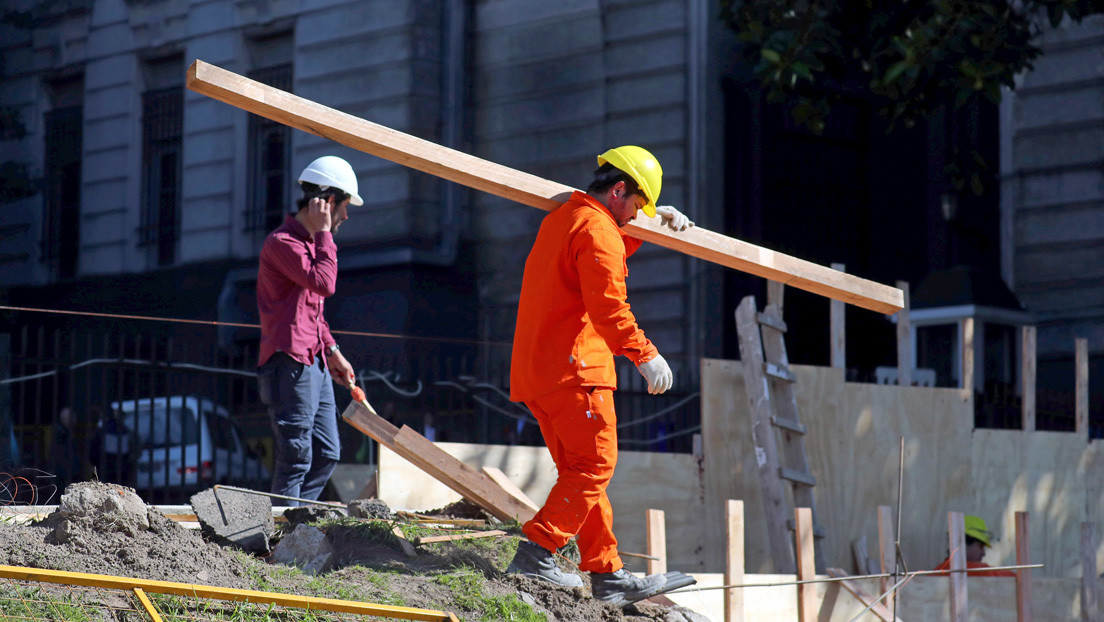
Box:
[296,181,351,211]
[965,535,984,547]
[588,163,642,197]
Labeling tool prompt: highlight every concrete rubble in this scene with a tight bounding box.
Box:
[189,487,274,554]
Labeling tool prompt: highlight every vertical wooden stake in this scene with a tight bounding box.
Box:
[646,509,667,575]
[1083,522,1100,622]
[1022,326,1036,432]
[725,500,745,622]
[948,511,968,622]
[878,505,896,613]
[767,280,785,312]
[795,507,816,622]
[961,319,976,393]
[1015,511,1032,622]
[1076,338,1089,436]
[830,263,846,371]
[896,280,911,387]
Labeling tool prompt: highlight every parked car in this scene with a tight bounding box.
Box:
[102,394,268,494]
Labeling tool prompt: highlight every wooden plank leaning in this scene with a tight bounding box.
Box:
[341,402,537,524]
[185,59,904,314]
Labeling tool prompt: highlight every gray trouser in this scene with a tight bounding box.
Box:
[258,352,340,505]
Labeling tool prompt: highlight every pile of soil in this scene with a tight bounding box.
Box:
[0,481,705,621]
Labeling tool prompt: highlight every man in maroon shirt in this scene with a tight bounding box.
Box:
[257,156,360,505]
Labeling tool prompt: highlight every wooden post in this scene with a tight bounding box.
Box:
[896,280,911,387]
[948,511,968,622]
[725,500,745,622]
[766,280,785,312]
[1015,511,1032,622]
[1022,326,1036,432]
[830,263,846,370]
[646,509,667,575]
[961,319,976,393]
[1077,338,1089,436]
[1083,522,1100,622]
[878,505,896,613]
[185,60,905,314]
[795,507,816,622]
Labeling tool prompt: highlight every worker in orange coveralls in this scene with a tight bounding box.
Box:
[934,515,1015,577]
[505,146,697,608]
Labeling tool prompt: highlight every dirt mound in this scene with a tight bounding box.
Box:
[0,481,701,621]
[0,481,251,588]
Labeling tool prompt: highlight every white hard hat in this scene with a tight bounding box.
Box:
[298,156,363,206]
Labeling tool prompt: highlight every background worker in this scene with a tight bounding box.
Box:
[256,156,360,506]
[506,146,696,607]
[934,515,1014,577]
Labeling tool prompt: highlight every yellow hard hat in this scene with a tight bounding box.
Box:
[597,146,662,218]
[964,515,993,547]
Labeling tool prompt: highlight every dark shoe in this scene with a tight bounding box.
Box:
[662,570,697,592]
[506,540,584,588]
[590,568,667,607]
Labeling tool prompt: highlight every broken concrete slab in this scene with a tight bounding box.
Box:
[283,505,345,527]
[348,498,391,520]
[190,487,274,554]
[271,523,333,575]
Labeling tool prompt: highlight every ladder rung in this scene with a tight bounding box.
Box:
[771,416,806,434]
[764,362,796,382]
[786,518,827,539]
[756,312,787,333]
[780,468,816,487]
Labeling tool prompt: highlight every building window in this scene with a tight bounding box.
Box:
[246,64,292,235]
[140,86,183,266]
[43,103,82,279]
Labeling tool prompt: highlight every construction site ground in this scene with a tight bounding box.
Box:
[0,481,707,621]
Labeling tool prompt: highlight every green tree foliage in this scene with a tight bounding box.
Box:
[721,0,1103,134]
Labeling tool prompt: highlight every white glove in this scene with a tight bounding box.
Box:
[655,205,694,231]
[637,354,673,395]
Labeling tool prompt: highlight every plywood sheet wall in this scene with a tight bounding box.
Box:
[701,358,975,573]
[970,430,1101,577]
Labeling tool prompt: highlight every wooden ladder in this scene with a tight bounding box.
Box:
[734,287,826,573]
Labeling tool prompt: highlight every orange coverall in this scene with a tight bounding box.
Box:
[511,191,659,573]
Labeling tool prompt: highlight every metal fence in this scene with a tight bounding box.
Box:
[0,312,701,504]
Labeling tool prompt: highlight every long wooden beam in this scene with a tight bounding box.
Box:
[186,59,903,314]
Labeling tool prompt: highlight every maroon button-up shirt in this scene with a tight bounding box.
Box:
[257,215,338,368]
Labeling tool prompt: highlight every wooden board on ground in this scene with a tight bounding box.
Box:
[341,402,535,523]
[414,530,507,545]
[185,59,903,314]
[481,466,540,513]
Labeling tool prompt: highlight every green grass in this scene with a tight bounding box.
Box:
[0,586,95,621]
[433,572,546,622]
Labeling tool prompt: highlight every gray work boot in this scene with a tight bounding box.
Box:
[591,568,697,608]
[506,540,584,588]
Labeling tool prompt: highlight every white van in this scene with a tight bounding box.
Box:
[104,394,268,492]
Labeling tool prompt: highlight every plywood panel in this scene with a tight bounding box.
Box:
[970,430,1090,578]
[798,366,975,573]
[895,577,1082,622]
[701,358,772,573]
[702,359,975,574]
[654,573,1080,622]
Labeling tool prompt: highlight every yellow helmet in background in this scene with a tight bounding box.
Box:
[597,145,662,218]
[964,515,993,547]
